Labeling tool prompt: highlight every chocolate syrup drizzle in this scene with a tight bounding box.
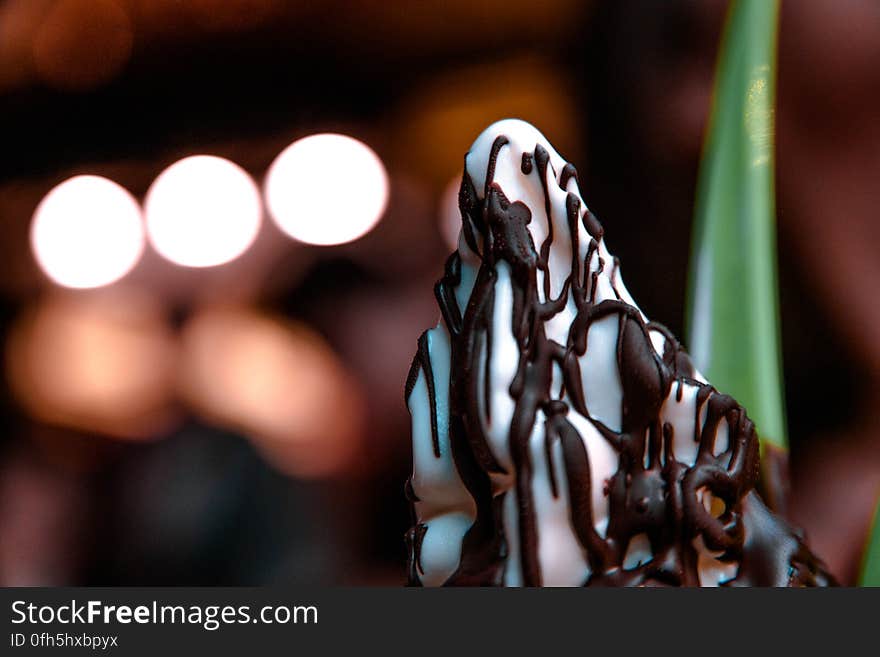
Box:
[406,135,834,587]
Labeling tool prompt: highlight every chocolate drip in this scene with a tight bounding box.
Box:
[558,417,611,573]
[407,132,835,587]
[404,477,419,503]
[458,169,483,257]
[404,523,428,586]
[415,332,441,457]
[435,253,463,336]
[731,493,832,586]
[534,145,556,305]
[583,209,604,240]
[559,163,578,190]
[445,414,507,585]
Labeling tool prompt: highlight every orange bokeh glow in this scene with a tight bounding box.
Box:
[178,307,365,478]
[5,290,178,440]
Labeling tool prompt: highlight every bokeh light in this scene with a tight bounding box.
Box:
[179,307,366,478]
[30,175,145,289]
[0,0,45,92]
[5,290,178,440]
[145,155,262,268]
[32,0,133,92]
[264,133,389,246]
[392,56,581,188]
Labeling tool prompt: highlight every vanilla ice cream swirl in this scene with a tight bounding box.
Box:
[405,119,831,587]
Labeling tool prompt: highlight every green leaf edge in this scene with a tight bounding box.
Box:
[685,0,787,452]
[859,492,880,586]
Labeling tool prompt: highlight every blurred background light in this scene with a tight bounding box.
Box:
[0,0,46,93]
[30,175,145,289]
[32,0,133,92]
[185,0,286,33]
[264,133,389,246]
[178,307,366,478]
[392,56,581,189]
[145,155,262,268]
[5,289,178,440]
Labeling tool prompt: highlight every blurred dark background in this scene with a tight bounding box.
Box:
[1,0,878,585]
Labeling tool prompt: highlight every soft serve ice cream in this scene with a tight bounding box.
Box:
[405,119,832,587]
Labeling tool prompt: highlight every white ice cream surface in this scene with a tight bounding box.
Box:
[408,119,746,587]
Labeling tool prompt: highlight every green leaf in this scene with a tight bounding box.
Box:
[686,0,786,453]
[860,494,880,586]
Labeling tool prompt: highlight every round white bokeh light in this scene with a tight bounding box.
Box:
[264,133,389,246]
[30,175,145,289]
[145,155,262,268]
